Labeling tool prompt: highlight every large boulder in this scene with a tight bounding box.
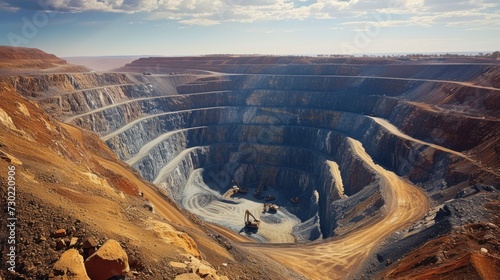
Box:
[84,239,130,280]
[50,249,90,280]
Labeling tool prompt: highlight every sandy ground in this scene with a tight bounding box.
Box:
[181,169,302,243]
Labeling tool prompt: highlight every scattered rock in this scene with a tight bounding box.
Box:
[223,242,232,250]
[50,249,90,280]
[197,263,215,277]
[64,237,71,245]
[82,237,98,249]
[486,223,498,229]
[69,237,79,247]
[56,239,67,250]
[84,239,130,280]
[53,229,67,238]
[434,205,451,221]
[170,261,188,269]
[186,256,201,273]
[128,255,144,271]
[143,200,155,213]
[481,248,488,254]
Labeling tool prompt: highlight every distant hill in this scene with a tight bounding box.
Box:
[0,46,88,74]
[64,56,146,71]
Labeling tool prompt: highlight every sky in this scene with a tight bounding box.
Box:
[0,0,499,57]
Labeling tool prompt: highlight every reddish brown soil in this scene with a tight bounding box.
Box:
[0,80,204,278]
[381,202,500,280]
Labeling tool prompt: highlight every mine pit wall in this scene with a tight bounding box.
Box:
[117,111,381,238]
[11,67,495,241]
[388,102,499,151]
[72,90,252,135]
[6,72,134,96]
[81,74,496,154]
[3,72,199,119]
[72,102,145,135]
[99,80,494,238]
[105,102,480,194]
[175,75,497,153]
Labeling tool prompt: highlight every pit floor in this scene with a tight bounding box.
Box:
[181,169,305,243]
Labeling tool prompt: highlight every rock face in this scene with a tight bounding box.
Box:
[50,249,90,280]
[4,53,499,278]
[8,55,497,241]
[76,68,497,239]
[84,239,130,280]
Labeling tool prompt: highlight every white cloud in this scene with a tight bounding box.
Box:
[0,1,19,12]
[1,0,498,30]
[179,18,220,26]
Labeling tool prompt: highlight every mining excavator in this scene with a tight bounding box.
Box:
[252,164,265,198]
[244,210,260,229]
[254,181,264,198]
[264,194,275,201]
[232,180,247,193]
[263,203,279,213]
[238,186,248,194]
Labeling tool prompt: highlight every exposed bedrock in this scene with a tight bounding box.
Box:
[103,105,484,239]
[14,59,497,244]
[5,72,199,119]
[4,50,500,278]
[69,74,499,155]
[22,69,493,241]
[105,104,485,195]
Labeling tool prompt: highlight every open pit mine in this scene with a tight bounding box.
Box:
[1,47,499,279]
